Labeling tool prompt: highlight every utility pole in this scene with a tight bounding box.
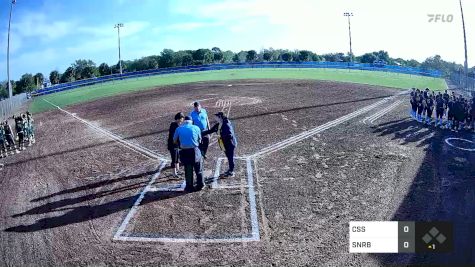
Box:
[343,12,354,62]
[114,23,124,75]
[7,0,17,98]
[459,0,468,89]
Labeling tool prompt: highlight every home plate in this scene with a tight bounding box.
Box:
[227,84,233,87]
[149,181,186,192]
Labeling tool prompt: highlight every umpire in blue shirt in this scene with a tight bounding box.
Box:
[173,116,204,192]
[190,102,211,159]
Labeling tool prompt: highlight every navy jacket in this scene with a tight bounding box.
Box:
[203,118,237,148]
[167,121,179,150]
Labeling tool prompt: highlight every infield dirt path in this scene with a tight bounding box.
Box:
[0,80,473,266]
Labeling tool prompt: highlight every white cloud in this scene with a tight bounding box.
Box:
[11,12,78,41]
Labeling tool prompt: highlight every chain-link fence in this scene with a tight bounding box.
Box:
[0,93,28,120]
[449,72,475,97]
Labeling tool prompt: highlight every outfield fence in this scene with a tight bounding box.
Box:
[0,93,28,120]
[32,62,442,97]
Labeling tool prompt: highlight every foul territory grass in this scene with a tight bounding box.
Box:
[30,68,447,113]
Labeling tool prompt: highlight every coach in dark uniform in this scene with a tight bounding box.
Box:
[173,116,204,192]
[203,112,237,177]
[167,112,184,177]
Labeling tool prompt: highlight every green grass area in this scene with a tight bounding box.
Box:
[30,68,447,114]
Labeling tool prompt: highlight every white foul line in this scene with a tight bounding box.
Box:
[113,161,167,240]
[361,100,403,125]
[362,101,398,124]
[246,158,260,239]
[43,99,166,161]
[251,96,393,158]
[369,100,403,124]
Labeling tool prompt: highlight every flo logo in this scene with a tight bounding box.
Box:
[428,14,454,23]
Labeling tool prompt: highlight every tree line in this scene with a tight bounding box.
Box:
[1,47,474,99]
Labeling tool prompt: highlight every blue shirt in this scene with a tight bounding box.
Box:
[173,121,202,149]
[190,108,209,131]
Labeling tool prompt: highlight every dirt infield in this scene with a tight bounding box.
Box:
[0,80,473,266]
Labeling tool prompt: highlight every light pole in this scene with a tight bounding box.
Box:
[459,0,468,89]
[114,23,124,75]
[7,0,16,98]
[343,12,354,62]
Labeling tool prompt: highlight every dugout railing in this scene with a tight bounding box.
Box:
[32,62,442,97]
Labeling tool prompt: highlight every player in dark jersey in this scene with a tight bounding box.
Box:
[442,90,450,117]
[14,115,26,151]
[435,94,445,127]
[416,93,424,122]
[409,88,416,118]
[26,111,35,145]
[446,97,455,130]
[0,122,6,158]
[470,98,475,131]
[462,99,469,130]
[425,95,434,124]
[3,120,17,155]
[453,97,465,132]
[423,88,430,99]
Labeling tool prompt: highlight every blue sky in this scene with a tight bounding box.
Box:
[0,0,474,80]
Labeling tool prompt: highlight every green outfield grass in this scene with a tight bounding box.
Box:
[30,68,447,113]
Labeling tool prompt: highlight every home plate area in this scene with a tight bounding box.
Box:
[113,158,260,243]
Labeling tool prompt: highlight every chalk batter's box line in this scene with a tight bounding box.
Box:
[113,160,167,241]
[113,157,260,243]
[211,157,247,189]
[149,156,248,192]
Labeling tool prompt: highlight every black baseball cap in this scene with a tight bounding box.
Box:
[215,112,225,118]
[193,101,200,107]
[174,112,184,120]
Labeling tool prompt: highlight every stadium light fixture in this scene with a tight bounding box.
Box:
[343,12,354,62]
[459,0,468,89]
[6,0,17,98]
[114,23,124,75]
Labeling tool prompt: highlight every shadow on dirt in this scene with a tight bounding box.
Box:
[5,168,189,233]
[371,119,475,265]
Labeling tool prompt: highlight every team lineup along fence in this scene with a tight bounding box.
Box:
[32,61,442,97]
